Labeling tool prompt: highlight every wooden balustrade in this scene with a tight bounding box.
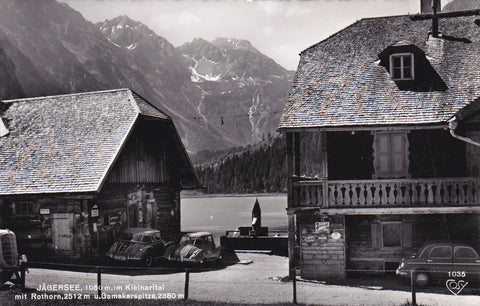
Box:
[292,178,480,208]
[292,180,323,207]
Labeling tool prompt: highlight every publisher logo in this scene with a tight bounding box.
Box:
[445,279,468,295]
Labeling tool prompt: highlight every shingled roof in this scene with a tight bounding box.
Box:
[0,88,198,195]
[279,14,480,130]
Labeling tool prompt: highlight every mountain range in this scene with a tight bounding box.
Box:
[443,0,480,11]
[0,0,293,153]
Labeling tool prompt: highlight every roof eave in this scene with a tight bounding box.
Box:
[95,113,140,193]
[277,122,449,133]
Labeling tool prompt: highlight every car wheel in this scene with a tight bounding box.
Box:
[415,271,430,287]
[144,254,153,267]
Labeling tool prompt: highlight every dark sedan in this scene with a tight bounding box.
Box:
[106,228,171,267]
[396,241,480,286]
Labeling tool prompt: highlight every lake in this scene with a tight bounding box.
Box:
[181,194,287,242]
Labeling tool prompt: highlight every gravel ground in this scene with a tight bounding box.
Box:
[2,253,480,305]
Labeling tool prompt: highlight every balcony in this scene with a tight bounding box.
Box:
[292,177,480,208]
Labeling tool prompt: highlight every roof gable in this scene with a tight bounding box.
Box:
[279,15,480,130]
[0,88,186,195]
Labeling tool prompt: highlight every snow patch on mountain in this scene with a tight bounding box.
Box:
[107,38,121,48]
[188,56,222,82]
[249,89,261,138]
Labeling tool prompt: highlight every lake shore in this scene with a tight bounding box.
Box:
[181,195,287,242]
[181,192,287,199]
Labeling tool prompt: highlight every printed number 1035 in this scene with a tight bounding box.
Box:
[448,271,466,277]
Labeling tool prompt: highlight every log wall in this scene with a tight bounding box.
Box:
[299,214,346,280]
[0,196,92,261]
[99,183,181,243]
[346,214,480,272]
[107,121,171,184]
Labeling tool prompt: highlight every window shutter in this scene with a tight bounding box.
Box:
[390,133,407,176]
[371,222,382,248]
[402,222,413,248]
[374,132,408,178]
[374,134,391,177]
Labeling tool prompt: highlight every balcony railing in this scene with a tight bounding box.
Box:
[292,177,480,208]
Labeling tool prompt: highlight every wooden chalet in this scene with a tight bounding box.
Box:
[0,88,199,261]
[279,3,480,280]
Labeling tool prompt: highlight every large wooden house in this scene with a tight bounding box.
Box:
[0,88,199,261]
[279,5,480,280]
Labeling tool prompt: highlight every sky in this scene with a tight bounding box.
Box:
[62,0,454,70]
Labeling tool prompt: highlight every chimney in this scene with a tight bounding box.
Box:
[421,0,441,14]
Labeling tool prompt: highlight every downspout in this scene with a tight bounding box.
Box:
[448,116,480,147]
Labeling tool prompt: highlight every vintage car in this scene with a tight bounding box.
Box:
[1,229,27,284]
[105,228,172,267]
[396,241,480,286]
[166,232,223,264]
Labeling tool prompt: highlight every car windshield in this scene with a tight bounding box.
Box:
[180,236,206,246]
[120,232,135,241]
[118,232,152,243]
[130,234,153,243]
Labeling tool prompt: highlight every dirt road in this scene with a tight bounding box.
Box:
[3,253,480,305]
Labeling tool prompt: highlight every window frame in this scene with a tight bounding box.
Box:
[429,246,453,259]
[389,53,414,81]
[371,221,412,250]
[372,131,409,179]
[381,221,403,249]
[13,201,36,216]
[454,246,478,259]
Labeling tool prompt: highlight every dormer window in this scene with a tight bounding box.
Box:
[390,53,414,81]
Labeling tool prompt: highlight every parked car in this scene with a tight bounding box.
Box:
[396,241,480,286]
[166,232,223,264]
[105,228,173,267]
[1,229,27,284]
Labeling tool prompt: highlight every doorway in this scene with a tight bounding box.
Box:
[52,213,74,252]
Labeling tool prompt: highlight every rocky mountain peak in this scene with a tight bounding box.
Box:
[97,15,164,50]
[211,37,259,53]
[0,1,293,153]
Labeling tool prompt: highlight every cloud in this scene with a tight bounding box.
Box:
[263,26,274,36]
[149,13,177,32]
[257,1,281,17]
[285,5,311,19]
[178,11,201,27]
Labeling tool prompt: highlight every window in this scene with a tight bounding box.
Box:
[373,132,409,178]
[141,236,152,243]
[382,223,402,247]
[454,246,478,259]
[390,53,414,80]
[13,201,36,215]
[429,246,452,259]
[152,233,161,242]
[371,221,412,249]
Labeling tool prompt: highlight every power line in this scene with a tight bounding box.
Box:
[191,110,283,120]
